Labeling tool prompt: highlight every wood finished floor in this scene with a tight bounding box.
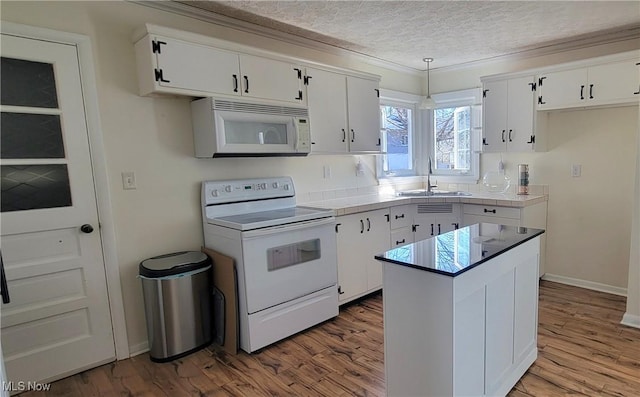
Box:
[20,280,640,396]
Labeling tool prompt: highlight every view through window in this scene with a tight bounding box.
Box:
[380,104,413,175]
[433,106,471,173]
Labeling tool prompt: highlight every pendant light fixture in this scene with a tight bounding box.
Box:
[420,57,436,109]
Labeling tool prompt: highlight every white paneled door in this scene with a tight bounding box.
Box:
[0,34,115,384]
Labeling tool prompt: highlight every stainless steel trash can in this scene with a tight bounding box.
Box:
[139,251,212,362]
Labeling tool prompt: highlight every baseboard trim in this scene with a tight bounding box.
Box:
[128,341,149,358]
[541,273,627,296]
[621,313,640,329]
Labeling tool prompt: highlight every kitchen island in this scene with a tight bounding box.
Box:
[375,223,544,397]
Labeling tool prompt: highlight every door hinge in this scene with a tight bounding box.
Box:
[294,68,302,79]
[483,89,489,98]
[538,76,546,87]
[154,68,170,83]
[529,82,537,91]
[151,40,166,54]
[374,88,380,98]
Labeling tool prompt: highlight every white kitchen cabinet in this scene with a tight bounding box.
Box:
[463,202,547,276]
[482,75,543,153]
[135,35,241,97]
[538,57,640,110]
[134,34,303,103]
[335,209,390,303]
[306,67,381,154]
[238,54,303,104]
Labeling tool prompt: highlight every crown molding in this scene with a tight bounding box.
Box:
[129,0,423,76]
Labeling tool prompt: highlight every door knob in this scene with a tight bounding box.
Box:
[80,224,94,234]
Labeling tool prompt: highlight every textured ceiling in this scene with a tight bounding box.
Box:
[173,1,640,70]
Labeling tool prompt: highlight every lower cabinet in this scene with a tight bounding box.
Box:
[462,202,547,276]
[335,209,390,303]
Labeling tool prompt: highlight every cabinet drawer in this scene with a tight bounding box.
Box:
[463,204,521,219]
[390,205,413,229]
[391,228,413,248]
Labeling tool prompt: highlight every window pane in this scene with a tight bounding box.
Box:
[1,112,65,159]
[434,106,471,172]
[381,105,412,173]
[1,164,72,212]
[267,239,321,271]
[1,57,59,108]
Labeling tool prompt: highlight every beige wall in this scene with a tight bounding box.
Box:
[431,44,640,293]
[625,111,639,322]
[0,0,419,352]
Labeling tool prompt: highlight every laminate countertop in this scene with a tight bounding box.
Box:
[304,191,547,216]
[375,223,545,277]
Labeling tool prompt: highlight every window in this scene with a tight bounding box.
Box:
[429,88,482,182]
[378,89,421,177]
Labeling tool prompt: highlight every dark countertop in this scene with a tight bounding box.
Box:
[375,223,545,277]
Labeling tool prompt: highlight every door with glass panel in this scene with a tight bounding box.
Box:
[0,33,115,384]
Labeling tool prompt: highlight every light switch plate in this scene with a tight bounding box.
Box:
[122,171,137,190]
[571,164,582,178]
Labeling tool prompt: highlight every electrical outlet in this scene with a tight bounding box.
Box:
[122,171,137,190]
[571,164,582,178]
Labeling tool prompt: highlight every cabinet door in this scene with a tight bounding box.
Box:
[506,76,536,152]
[391,227,414,248]
[538,68,588,109]
[485,269,516,396]
[239,54,302,104]
[436,213,460,235]
[346,76,381,152]
[306,68,349,153]
[482,80,508,152]
[153,36,240,95]
[588,60,640,104]
[335,214,368,302]
[364,209,391,290]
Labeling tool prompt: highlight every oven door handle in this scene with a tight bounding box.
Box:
[242,217,335,239]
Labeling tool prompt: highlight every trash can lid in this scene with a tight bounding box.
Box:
[139,251,211,278]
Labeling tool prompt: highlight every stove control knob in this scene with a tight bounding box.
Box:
[224,185,232,193]
[259,183,267,190]
[272,182,279,189]
[211,189,219,197]
[284,184,290,191]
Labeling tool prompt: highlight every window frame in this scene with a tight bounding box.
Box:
[377,89,422,178]
[426,88,482,183]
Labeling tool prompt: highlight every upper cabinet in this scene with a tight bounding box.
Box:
[134,33,304,104]
[306,67,381,154]
[482,75,544,153]
[537,55,640,110]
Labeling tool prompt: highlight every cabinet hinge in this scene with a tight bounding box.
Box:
[538,76,546,87]
[294,68,302,79]
[482,137,488,146]
[154,68,170,83]
[529,82,537,91]
[335,223,342,233]
[152,40,166,54]
[374,88,380,98]
[526,135,536,144]
[538,96,546,105]
[303,75,311,85]
[482,89,489,98]
[296,90,303,101]
[338,286,344,295]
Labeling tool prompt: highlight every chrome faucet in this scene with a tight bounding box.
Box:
[427,156,437,194]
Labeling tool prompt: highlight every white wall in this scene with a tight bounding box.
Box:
[0,0,420,352]
[624,111,640,326]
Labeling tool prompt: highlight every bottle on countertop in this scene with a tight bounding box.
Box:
[517,164,529,195]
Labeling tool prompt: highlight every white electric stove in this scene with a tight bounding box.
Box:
[202,177,338,353]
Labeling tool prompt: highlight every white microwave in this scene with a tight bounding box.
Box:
[191,97,311,158]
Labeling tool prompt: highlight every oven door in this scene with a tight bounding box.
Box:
[240,217,337,314]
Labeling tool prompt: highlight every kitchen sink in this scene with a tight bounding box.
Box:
[397,189,472,197]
